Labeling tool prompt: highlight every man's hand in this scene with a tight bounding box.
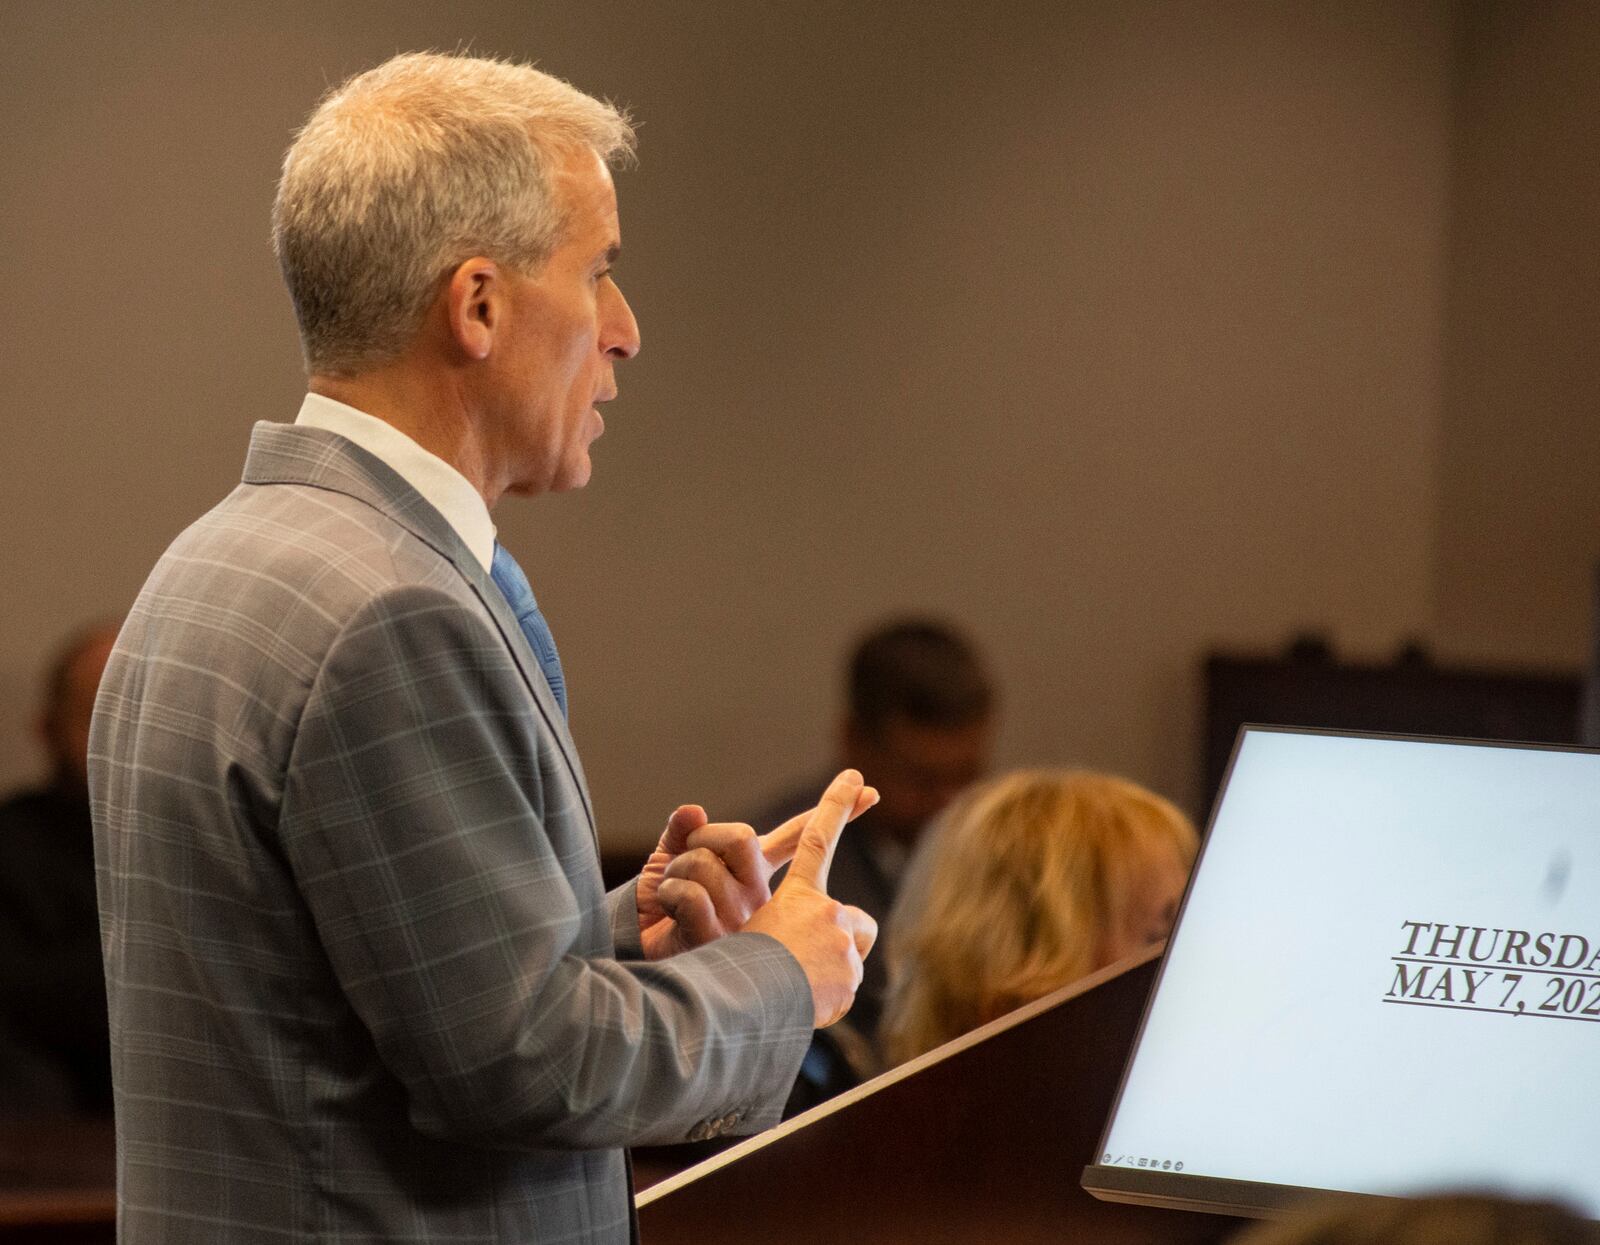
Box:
[636,775,877,962]
[743,770,880,1028]
[636,805,760,961]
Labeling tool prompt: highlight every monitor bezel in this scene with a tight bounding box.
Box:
[1079,722,1600,1220]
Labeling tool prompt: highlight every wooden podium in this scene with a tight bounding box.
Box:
[637,947,1247,1243]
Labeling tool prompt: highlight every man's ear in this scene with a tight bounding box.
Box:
[444,257,502,362]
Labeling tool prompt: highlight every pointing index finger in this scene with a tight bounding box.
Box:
[783,770,864,893]
[758,782,878,868]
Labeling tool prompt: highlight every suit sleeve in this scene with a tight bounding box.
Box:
[606,878,646,960]
[279,584,812,1147]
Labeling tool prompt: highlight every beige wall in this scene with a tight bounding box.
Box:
[1436,0,1600,668]
[1,2,1456,847]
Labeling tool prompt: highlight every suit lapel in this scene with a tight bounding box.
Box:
[241,421,598,839]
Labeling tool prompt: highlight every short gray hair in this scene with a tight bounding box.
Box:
[272,52,635,376]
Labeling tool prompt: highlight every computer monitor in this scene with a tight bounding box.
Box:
[1082,726,1600,1220]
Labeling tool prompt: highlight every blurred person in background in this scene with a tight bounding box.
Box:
[1230,1192,1600,1245]
[881,768,1197,1066]
[0,619,119,1117]
[755,616,996,1047]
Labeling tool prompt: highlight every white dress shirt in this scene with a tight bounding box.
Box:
[294,393,497,573]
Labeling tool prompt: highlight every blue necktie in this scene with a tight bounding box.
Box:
[489,543,568,718]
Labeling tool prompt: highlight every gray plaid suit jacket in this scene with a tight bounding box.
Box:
[89,423,813,1243]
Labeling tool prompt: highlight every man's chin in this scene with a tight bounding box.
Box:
[550,457,594,493]
[502,457,593,498]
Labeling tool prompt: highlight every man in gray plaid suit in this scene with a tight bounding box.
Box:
[89,52,877,1243]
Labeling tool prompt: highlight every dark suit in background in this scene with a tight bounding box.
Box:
[0,620,118,1119]
[756,780,897,1043]
[0,782,110,1116]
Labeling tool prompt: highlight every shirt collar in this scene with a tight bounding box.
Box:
[293,392,497,573]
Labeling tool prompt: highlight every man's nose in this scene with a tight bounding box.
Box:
[603,283,640,361]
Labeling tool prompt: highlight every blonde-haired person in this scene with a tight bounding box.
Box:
[881,769,1198,1066]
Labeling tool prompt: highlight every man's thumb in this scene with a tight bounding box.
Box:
[660,804,708,855]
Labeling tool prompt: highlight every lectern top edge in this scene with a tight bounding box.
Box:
[636,941,1165,1208]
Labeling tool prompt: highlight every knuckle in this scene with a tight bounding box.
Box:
[655,879,684,910]
[667,876,706,903]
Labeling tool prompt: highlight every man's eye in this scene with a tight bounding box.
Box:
[595,267,613,282]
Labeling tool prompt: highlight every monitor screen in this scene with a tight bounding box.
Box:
[1082,726,1600,1220]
